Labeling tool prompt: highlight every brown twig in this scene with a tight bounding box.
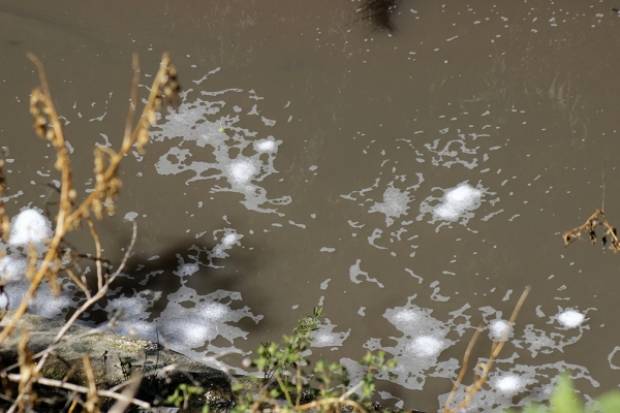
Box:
[4,374,150,409]
[443,286,531,413]
[442,325,483,412]
[0,52,179,344]
[563,208,620,252]
[107,373,142,413]
[87,219,104,291]
[82,356,100,413]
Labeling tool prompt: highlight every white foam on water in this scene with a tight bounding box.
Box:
[489,319,513,342]
[363,296,464,390]
[227,159,257,186]
[341,172,424,256]
[254,137,277,153]
[494,374,525,394]
[5,281,73,319]
[437,362,598,412]
[152,80,290,214]
[0,291,8,311]
[348,259,384,288]
[221,231,242,247]
[408,335,445,358]
[369,185,411,227]
[557,309,586,329]
[123,211,139,222]
[8,208,52,247]
[175,262,200,277]
[392,308,419,324]
[0,255,26,284]
[105,291,161,338]
[311,318,351,349]
[157,286,262,360]
[211,229,243,260]
[433,183,482,221]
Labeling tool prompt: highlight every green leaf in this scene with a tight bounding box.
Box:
[522,405,549,413]
[550,375,582,413]
[597,391,620,413]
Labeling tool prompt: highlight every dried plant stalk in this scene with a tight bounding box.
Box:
[563,208,620,252]
[443,286,531,413]
[0,52,180,344]
[16,331,36,412]
[82,356,100,413]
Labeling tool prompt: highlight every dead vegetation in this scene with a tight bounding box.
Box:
[0,52,180,411]
[442,286,531,413]
[562,208,620,252]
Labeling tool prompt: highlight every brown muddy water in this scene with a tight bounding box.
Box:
[1,0,620,411]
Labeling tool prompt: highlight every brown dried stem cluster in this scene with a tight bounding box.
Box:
[562,208,620,252]
[0,52,180,411]
[442,286,531,413]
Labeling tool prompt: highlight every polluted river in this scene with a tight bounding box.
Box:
[1,0,620,411]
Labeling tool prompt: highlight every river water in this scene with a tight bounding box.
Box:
[1,0,620,411]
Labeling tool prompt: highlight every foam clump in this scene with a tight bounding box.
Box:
[212,230,243,259]
[494,374,525,394]
[8,208,52,247]
[392,308,419,324]
[557,309,586,328]
[221,232,241,247]
[0,255,26,284]
[369,186,411,226]
[160,317,217,348]
[433,183,482,221]
[176,262,200,277]
[489,319,513,342]
[408,335,444,358]
[227,159,257,185]
[254,138,277,153]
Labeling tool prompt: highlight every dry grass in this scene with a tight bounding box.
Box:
[442,286,531,413]
[0,52,180,412]
[562,208,620,252]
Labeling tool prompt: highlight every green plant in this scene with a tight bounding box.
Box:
[166,383,210,412]
[510,375,620,413]
[172,307,396,413]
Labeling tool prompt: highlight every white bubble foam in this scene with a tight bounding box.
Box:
[227,159,257,185]
[557,309,585,328]
[221,232,241,247]
[176,262,200,277]
[434,183,482,221]
[0,255,26,284]
[311,319,350,348]
[369,186,411,226]
[393,309,419,323]
[494,374,525,394]
[254,138,277,153]
[8,208,52,247]
[408,335,444,358]
[489,320,513,342]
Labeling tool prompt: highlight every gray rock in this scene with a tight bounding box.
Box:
[0,312,232,411]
